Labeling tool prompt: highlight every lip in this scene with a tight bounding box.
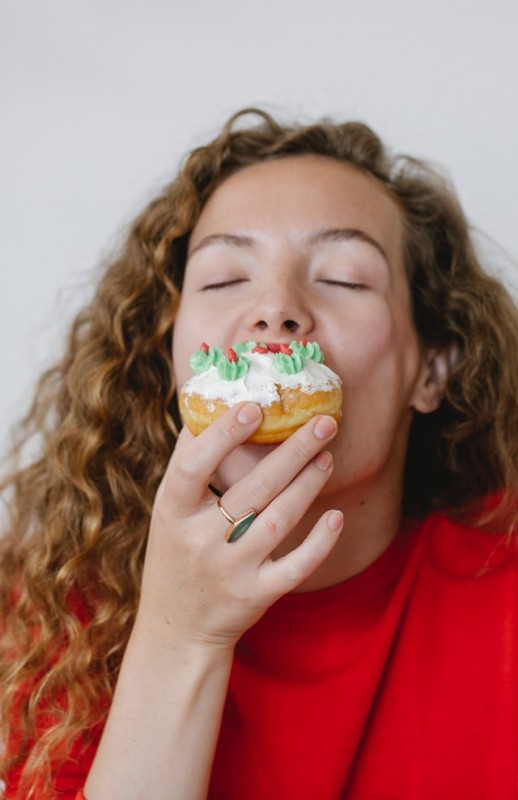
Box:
[264,340,309,352]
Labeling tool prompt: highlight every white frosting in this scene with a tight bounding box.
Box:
[180,351,342,408]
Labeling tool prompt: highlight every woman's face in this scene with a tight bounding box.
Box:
[173,155,436,499]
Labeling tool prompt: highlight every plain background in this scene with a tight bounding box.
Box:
[1,0,517,447]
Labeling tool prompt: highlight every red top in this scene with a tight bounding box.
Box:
[5,511,518,799]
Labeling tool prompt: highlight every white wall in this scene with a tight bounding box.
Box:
[1,0,517,444]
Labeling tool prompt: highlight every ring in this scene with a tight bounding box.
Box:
[217,498,257,543]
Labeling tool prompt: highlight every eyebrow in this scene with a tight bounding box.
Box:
[308,227,389,266]
[188,227,389,266]
[189,233,255,258]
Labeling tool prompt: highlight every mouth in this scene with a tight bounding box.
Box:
[263,339,310,353]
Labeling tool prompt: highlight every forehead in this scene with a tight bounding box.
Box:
[189,155,404,264]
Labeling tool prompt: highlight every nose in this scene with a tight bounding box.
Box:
[244,283,314,339]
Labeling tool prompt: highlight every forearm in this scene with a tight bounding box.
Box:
[82,409,340,799]
[84,620,234,800]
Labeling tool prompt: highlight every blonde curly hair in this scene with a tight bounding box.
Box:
[1,108,517,796]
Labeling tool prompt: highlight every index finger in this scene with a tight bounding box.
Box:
[163,402,263,510]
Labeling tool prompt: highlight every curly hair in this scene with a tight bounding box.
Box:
[1,108,517,795]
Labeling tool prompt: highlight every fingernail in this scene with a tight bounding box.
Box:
[314,450,333,471]
[313,416,337,440]
[326,510,343,532]
[236,403,262,424]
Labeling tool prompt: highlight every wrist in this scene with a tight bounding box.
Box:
[84,612,234,799]
[127,611,236,674]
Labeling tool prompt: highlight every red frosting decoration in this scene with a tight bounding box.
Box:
[200,342,209,354]
[280,344,293,355]
[252,344,269,354]
[227,347,238,362]
[299,338,308,346]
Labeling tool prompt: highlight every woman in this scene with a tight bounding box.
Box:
[1,109,517,799]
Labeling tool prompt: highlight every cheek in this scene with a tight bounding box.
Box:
[173,291,239,388]
[338,311,395,385]
[336,309,421,429]
[341,291,419,380]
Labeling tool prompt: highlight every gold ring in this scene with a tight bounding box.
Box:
[217,498,257,543]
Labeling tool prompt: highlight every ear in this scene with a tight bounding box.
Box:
[411,343,458,414]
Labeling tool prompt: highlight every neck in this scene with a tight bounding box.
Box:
[275,475,404,592]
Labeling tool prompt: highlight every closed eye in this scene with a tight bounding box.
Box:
[319,279,368,290]
[202,278,249,291]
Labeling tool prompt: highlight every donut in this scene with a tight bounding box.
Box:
[179,340,343,444]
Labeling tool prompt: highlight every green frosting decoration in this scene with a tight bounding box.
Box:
[233,340,256,356]
[217,355,249,381]
[190,345,224,374]
[189,339,326,380]
[290,340,325,363]
[274,351,307,374]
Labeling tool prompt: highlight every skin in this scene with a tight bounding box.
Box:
[174,155,446,587]
[85,155,447,799]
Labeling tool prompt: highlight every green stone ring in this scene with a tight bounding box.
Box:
[217,498,257,543]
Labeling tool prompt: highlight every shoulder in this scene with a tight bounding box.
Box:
[413,503,518,582]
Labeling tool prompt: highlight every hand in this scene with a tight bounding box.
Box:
[85,404,343,799]
[135,402,343,653]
